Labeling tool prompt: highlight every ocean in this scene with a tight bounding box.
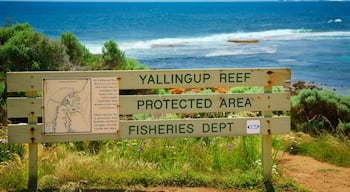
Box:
[1,1,350,93]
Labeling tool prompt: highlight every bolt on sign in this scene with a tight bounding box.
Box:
[6,68,291,190]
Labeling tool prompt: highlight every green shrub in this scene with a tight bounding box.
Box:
[0,141,25,162]
[60,31,96,67]
[125,58,148,70]
[0,22,31,44]
[1,23,149,72]
[291,89,350,135]
[101,39,126,70]
[229,86,263,93]
[0,73,5,105]
[0,23,68,72]
[228,86,284,93]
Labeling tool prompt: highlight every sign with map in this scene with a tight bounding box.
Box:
[43,77,119,134]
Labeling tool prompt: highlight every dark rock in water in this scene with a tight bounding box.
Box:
[227,39,259,43]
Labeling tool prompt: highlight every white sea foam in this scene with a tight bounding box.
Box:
[277,59,297,63]
[85,44,103,54]
[205,47,277,57]
[86,29,350,54]
[328,18,343,23]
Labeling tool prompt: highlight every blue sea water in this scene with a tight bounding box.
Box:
[1,1,350,93]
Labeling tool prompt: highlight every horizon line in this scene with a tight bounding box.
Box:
[1,0,348,2]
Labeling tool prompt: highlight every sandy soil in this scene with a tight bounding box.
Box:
[278,153,350,192]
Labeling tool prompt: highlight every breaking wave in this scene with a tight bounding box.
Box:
[86,29,350,54]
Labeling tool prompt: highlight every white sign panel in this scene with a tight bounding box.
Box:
[246,120,261,134]
[43,77,119,134]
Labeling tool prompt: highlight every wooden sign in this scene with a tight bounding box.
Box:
[7,68,290,143]
[6,68,291,190]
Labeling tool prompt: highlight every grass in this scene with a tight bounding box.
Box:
[283,132,350,167]
[0,135,307,191]
[2,86,348,191]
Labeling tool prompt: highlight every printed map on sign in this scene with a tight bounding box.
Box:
[43,77,120,134]
[43,78,91,133]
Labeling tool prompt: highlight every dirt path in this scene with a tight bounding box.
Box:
[131,154,350,192]
[278,153,350,192]
[124,187,242,192]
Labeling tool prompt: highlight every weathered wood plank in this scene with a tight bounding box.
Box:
[7,68,291,92]
[7,93,290,118]
[7,98,42,118]
[8,116,290,144]
[120,116,290,139]
[120,92,290,114]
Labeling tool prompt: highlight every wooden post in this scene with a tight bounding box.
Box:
[27,91,38,191]
[28,143,38,191]
[262,85,274,192]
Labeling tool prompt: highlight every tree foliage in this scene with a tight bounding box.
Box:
[0,22,147,72]
[101,39,126,70]
[60,31,96,67]
[0,23,68,71]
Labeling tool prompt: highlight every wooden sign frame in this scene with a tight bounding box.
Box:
[7,68,291,190]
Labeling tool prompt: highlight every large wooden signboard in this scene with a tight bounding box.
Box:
[7,68,290,143]
[6,68,291,190]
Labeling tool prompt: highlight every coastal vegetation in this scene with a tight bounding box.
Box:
[1,23,350,191]
[0,23,147,72]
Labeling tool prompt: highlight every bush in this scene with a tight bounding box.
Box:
[0,73,6,123]
[60,31,96,67]
[101,39,126,70]
[0,140,25,162]
[0,23,68,72]
[1,23,146,72]
[291,89,350,135]
[125,58,148,70]
[0,22,31,44]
